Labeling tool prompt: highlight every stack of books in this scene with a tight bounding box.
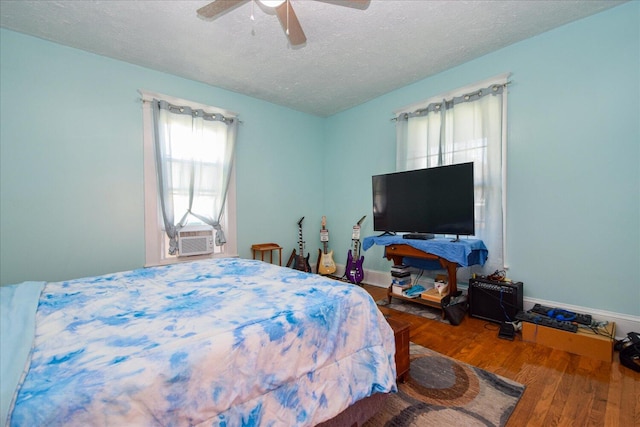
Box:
[391,264,412,295]
[391,264,411,277]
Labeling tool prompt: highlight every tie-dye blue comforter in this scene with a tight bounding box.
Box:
[7,258,397,426]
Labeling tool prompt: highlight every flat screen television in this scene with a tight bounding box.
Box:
[372,162,475,238]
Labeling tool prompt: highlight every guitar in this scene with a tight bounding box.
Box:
[346,215,366,284]
[317,216,337,275]
[293,216,312,272]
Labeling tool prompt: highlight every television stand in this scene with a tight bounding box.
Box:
[384,244,458,317]
[363,235,487,316]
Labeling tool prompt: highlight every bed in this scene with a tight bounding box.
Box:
[1,258,397,426]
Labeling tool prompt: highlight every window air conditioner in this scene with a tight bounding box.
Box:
[178,225,214,257]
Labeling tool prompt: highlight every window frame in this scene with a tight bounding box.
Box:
[140,89,238,267]
[394,73,510,270]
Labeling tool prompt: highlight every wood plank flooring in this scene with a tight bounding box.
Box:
[362,284,640,427]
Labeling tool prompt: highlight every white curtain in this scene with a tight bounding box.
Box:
[395,83,506,275]
[152,99,238,254]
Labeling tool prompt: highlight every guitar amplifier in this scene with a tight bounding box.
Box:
[468,277,523,324]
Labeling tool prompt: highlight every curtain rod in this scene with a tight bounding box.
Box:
[139,98,243,124]
[390,80,511,122]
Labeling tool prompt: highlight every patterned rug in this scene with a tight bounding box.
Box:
[377,298,449,323]
[363,343,525,427]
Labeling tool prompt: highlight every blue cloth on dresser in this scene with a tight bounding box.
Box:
[6,258,396,427]
[362,235,488,268]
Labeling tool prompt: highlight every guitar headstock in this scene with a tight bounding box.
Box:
[320,216,329,242]
[357,215,366,226]
[297,216,305,227]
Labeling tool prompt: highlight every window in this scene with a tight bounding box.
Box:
[395,74,509,275]
[140,90,238,266]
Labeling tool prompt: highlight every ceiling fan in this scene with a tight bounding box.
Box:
[197,0,371,46]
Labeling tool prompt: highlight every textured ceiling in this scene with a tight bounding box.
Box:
[0,0,625,116]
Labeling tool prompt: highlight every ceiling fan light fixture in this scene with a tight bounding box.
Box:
[259,0,285,8]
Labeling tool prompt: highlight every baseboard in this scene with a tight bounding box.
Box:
[343,265,640,340]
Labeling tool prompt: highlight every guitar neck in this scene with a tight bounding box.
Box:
[353,239,360,258]
[351,218,363,258]
[298,226,304,254]
[296,216,305,254]
[320,223,329,254]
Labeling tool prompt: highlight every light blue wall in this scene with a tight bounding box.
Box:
[1,2,638,317]
[324,2,639,316]
[0,28,324,284]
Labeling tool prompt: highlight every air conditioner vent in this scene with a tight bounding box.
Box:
[178,225,214,257]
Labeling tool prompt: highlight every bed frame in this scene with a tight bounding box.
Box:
[317,393,388,427]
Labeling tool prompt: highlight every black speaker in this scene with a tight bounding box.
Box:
[468,278,523,323]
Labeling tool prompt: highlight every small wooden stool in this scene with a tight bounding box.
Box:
[251,243,283,266]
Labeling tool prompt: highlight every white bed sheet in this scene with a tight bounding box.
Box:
[0,281,45,425]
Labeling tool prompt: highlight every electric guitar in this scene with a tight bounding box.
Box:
[346,215,366,284]
[317,216,337,275]
[293,216,312,272]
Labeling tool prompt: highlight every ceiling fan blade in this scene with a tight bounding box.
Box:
[314,0,371,10]
[197,0,249,19]
[275,2,306,46]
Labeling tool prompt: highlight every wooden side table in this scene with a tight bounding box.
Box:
[251,243,283,266]
[385,244,458,295]
[386,317,410,382]
[385,244,455,318]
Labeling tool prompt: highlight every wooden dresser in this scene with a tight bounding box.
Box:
[386,317,410,382]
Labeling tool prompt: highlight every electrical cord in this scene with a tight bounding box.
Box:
[579,321,614,340]
[505,320,522,331]
[499,289,514,322]
[413,269,423,287]
[483,323,500,332]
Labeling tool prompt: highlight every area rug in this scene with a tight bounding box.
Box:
[363,343,525,427]
[377,298,448,323]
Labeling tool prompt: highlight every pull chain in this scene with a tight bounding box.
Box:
[250,1,255,36]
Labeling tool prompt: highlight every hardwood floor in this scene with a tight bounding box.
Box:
[362,284,640,427]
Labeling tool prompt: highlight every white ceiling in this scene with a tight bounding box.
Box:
[0,0,626,116]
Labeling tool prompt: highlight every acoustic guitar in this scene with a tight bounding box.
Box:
[317,216,337,275]
[293,216,312,272]
[346,215,366,284]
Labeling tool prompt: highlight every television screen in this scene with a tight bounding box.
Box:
[372,162,475,236]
